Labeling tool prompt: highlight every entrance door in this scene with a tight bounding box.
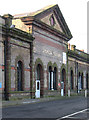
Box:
[35,80,40,98]
[36,64,44,97]
[61,68,66,96]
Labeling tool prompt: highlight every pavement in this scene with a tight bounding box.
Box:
[2,96,70,107]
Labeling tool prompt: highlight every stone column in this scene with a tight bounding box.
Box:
[3,14,13,100]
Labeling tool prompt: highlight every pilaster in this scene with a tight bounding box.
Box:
[3,14,13,100]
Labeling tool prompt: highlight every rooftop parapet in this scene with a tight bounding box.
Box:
[68,48,89,63]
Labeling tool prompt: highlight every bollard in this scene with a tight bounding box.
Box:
[68,89,70,97]
[85,89,87,98]
[61,89,64,96]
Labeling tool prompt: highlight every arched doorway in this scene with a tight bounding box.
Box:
[86,73,88,89]
[70,70,73,90]
[36,64,44,98]
[17,61,23,91]
[53,67,57,90]
[62,68,66,96]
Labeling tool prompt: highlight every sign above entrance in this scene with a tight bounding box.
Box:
[0,82,2,88]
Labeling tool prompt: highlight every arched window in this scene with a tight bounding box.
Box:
[81,73,83,89]
[78,72,81,91]
[49,66,52,90]
[86,73,88,89]
[70,70,73,90]
[17,61,23,91]
[53,67,57,90]
[62,69,66,82]
[36,64,41,80]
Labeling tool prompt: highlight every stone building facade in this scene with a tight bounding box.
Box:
[0,14,34,100]
[68,46,89,95]
[0,4,89,100]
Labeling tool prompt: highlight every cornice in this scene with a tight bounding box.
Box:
[1,25,34,43]
[22,17,71,41]
[68,50,89,64]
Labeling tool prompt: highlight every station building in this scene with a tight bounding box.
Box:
[0,4,89,100]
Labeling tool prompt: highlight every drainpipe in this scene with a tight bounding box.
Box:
[66,43,69,96]
[77,62,78,93]
[30,42,33,99]
[3,14,13,100]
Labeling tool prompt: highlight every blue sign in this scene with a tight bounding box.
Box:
[0,82,2,88]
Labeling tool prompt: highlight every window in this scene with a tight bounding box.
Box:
[17,61,23,91]
[36,64,41,80]
[49,14,55,27]
[49,66,52,90]
[53,67,57,90]
[81,73,83,89]
[70,70,73,90]
[86,73,88,89]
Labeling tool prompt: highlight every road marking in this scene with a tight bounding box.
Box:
[22,100,36,104]
[58,108,89,120]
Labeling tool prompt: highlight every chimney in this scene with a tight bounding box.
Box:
[71,45,76,51]
[68,43,70,50]
[3,14,13,28]
[80,49,84,52]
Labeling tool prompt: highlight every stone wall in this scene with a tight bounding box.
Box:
[68,56,89,95]
[33,26,67,96]
[10,38,30,91]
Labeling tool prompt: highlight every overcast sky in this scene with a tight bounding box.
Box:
[0,0,88,52]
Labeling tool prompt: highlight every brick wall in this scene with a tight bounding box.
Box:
[33,26,67,96]
[68,56,89,94]
[10,38,30,91]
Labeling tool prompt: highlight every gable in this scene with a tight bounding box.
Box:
[13,4,72,40]
[33,4,72,39]
[40,12,63,33]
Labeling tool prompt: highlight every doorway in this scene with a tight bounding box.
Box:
[86,73,88,89]
[35,64,43,98]
[70,70,73,90]
[61,68,66,96]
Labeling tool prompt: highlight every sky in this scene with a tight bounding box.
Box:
[0,0,88,53]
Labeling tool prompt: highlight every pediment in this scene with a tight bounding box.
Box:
[40,12,63,33]
[13,4,72,40]
[33,4,72,39]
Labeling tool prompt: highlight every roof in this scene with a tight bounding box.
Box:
[13,4,72,40]
[14,5,56,18]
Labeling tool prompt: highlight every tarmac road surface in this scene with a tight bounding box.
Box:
[2,96,89,120]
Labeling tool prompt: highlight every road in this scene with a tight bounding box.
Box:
[2,96,89,119]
